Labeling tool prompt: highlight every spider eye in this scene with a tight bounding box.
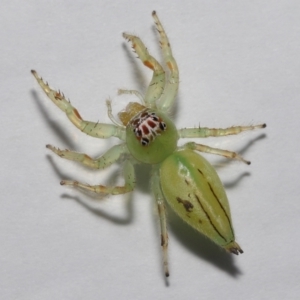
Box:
[159,122,167,131]
[134,128,142,137]
[141,138,149,146]
[150,113,159,121]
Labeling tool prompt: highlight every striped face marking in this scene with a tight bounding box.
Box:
[130,110,167,146]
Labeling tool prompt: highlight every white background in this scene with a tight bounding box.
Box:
[1,1,299,299]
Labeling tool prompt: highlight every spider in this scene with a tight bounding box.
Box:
[32,11,266,277]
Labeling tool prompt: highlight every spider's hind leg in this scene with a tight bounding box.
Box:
[152,168,169,277]
[61,160,136,196]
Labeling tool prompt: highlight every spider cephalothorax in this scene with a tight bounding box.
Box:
[32,11,266,277]
[131,110,167,146]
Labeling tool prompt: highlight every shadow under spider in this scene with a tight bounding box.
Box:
[61,193,134,225]
[167,205,243,278]
[46,154,151,225]
[212,133,267,171]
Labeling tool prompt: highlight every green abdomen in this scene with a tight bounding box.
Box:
[160,149,235,247]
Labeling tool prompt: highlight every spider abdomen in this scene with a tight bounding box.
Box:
[160,149,243,254]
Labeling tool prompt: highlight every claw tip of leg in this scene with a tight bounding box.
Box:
[31,70,38,78]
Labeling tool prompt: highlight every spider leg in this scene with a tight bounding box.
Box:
[184,142,251,165]
[123,33,165,108]
[47,143,128,169]
[152,11,179,112]
[61,160,135,195]
[31,70,125,141]
[178,124,266,138]
[152,168,169,277]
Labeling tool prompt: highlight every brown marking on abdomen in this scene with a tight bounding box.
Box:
[176,197,194,212]
[194,194,227,243]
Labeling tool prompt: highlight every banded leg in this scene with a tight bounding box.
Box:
[61,160,135,195]
[151,168,169,277]
[47,143,129,169]
[178,124,266,139]
[31,70,125,140]
[123,33,165,108]
[184,142,251,164]
[153,11,179,112]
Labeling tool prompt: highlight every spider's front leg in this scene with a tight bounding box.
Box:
[31,70,125,141]
[152,11,179,112]
[123,33,165,108]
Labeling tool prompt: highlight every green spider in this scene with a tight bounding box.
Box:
[32,11,266,277]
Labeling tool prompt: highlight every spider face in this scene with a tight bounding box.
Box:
[32,11,266,278]
[125,108,178,164]
[131,109,167,146]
